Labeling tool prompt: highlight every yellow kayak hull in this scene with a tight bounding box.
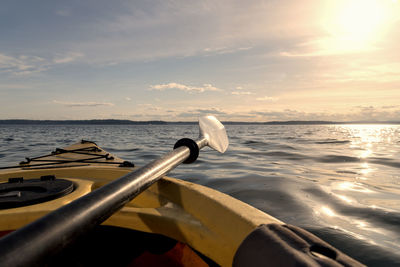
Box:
[0,141,281,266]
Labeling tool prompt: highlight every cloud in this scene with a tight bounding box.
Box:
[149,82,221,93]
[256,96,278,102]
[232,91,253,95]
[53,52,83,64]
[279,40,376,58]
[247,105,400,122]
[53,100,114,107]
[0,52,84,75]
[348,106,400,121]
[54,0,321,64]
[4,0,399,68]
[195,108,226,114]
[0,53,48,75]
[125,97,132,101]
[178,108,227,118]
[381,105,400,109]
[247,109,339,122]
[202,46,252,55]
[231,85,253,95]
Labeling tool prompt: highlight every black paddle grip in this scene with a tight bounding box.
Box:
[174,138,199,164]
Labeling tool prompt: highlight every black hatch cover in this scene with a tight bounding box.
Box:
[0,176,74,209]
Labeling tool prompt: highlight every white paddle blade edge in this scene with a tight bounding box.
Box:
[199,116,229,153]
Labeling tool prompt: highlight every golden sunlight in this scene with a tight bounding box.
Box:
[321,0,397,53]
[321,206,337,217]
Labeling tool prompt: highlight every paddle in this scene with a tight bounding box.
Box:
[0,115,229,267]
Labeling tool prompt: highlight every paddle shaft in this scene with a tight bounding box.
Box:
[0,140,205,266]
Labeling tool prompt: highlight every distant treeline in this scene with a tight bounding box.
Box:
[0,119,170,125]
[1,119,399,125]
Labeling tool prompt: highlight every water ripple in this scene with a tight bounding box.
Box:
[318,155,361,163]
[0,124,399,266]
[315,139,351,144]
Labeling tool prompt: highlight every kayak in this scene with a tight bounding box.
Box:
[0,117,364,266]
[0,140,268,264]
[0,140,364,266]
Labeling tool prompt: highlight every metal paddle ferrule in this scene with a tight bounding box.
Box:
[0,116,229,267]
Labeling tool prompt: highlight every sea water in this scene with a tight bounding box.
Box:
[0,124,399,266]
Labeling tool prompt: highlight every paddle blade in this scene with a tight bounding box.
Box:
[199,116,229,153]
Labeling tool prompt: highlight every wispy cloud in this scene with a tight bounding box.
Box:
[53,100,114,107]
[61,0,319,64]
[256,96,278,102]
[0,52,84,75]
[231,85,253,95]
[149,82,221,93]
[0,53,48,75]
[232,91,253,95]
[246,105,400,122]
[279,39,377,58]
[202,46,252,55]
[249,109,333,121]
[53,52,83,64]
[178,108,226,118]
[349,105,400,121]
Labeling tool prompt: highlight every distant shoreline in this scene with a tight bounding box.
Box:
[1,119,399,125]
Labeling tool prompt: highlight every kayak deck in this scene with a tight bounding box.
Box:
[0,141,281,266]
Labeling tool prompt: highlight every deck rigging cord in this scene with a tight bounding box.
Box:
[0,140,134,170]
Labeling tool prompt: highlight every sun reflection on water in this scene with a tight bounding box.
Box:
[360,162,372,175]
[307,124,400,260]
[336,124,398,180]
[336,194,353,204]
[316,204,390,237]
[334,181,374,193]
[321,206,337,217]
[360,149,372,159]
[345,124,390,149]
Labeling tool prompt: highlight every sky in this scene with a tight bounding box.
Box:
[1,0,400,122]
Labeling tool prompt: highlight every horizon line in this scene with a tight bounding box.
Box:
[1,119,400,125]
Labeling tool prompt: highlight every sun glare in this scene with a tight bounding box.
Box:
[321,0,397,53]
[337,1,386,39]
